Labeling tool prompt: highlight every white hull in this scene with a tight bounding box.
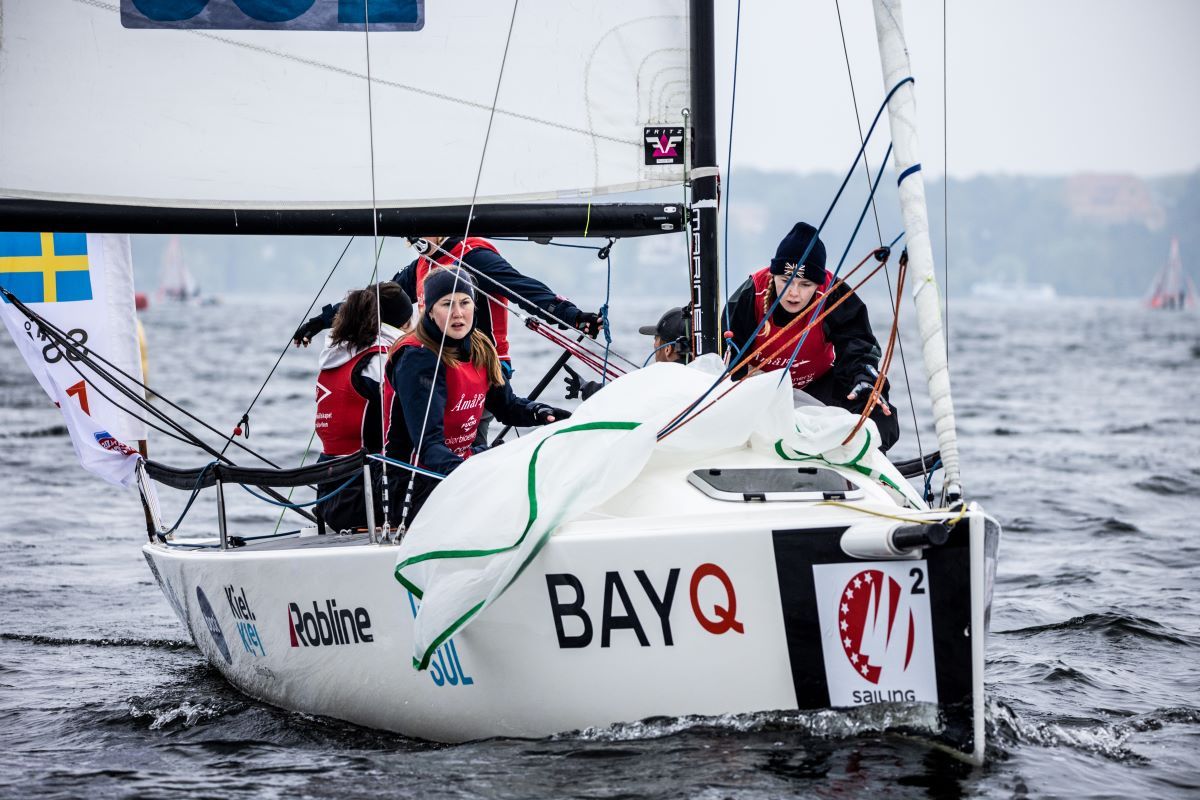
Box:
[144,494,999,762]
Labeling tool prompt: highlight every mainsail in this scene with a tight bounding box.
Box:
[0,0,690,211]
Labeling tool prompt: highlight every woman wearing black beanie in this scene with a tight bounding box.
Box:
[384,268,571,518]
[724,221,900,452]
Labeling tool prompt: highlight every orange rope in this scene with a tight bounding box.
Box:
[658,247,891,441]
[841,250,907,445]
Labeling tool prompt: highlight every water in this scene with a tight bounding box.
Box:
[2,295,1198,798]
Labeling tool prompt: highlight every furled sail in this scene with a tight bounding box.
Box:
[0,0,690,211]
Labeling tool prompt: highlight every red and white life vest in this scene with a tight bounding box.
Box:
[748,267,836,389]
[315,345,393,456]
[416,238,511,362]
[393,337,490,462]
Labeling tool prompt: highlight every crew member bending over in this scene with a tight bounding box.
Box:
[385,269,570,518]
[724,221,900,452]
[313,282,413,530]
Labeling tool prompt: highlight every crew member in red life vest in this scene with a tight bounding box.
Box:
[384,268,570,518]
[313,282,413,530]
[724,221,900,452]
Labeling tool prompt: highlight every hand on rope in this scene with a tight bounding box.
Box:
[847,365,892,417]
[574,311,603,338]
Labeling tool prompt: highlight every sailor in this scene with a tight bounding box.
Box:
[724,221,900,452]
[385,268,571,518]
[564,306,691,401]
[313,282,413,530]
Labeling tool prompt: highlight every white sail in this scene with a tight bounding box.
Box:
[872,0,961,495]
[0,0,689,209]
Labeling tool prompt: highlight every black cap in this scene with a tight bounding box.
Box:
[423,268,476,310]
[377,283,413,329]
[639,307,689,346]
[769,221,827,283]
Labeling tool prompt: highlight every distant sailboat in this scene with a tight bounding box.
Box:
[1146,237,1197,310]
[155,236,204,304]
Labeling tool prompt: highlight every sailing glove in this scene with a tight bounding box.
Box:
[574,311,603,338]
[532,403,572,424]
[293,315,328,347]
[847,365,881,402]
[563,364,602,401]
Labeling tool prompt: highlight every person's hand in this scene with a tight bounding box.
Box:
[533,404,572,424]
[563,365,601,401]
[574,311,602,338]
[293,315,326,347]
[847,366,892,416]
[500,360,515,380]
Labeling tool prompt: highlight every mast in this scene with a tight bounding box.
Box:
[688,0,720,355]
[872,0,962,498]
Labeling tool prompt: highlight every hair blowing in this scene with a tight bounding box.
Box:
[329,282,403,351]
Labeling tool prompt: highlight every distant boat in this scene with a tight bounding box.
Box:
[155,235,208,304]
[970,281,1057,302]
[1146,237,1196,311]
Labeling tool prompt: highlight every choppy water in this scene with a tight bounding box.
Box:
[2,293,1199,798]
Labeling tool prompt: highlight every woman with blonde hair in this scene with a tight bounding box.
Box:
[385,269,569,517]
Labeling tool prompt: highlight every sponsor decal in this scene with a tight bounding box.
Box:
[288,598,374,647]
[225,585,266,657]
[120,0,424,31]
[812,562,937,705]
[545,563,743,648]
[93,429,138,457]
[196,586,233,664]
[406,592,474,687]
[643,126,686,166]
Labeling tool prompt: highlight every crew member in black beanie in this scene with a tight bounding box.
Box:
[384,268,571,519]
[723,221,900,452]
[313,281,414,530]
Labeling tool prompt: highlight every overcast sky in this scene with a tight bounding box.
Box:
[710,0,1200,178]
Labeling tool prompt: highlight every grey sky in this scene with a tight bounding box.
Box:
[712,0,1200,177]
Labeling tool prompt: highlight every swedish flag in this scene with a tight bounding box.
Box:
[0,232,93,304]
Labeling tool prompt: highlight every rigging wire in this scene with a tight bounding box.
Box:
[833,0,927,470]
[217,236,358,459]
[361,0,391,534]
[399,0,522,532]
[720,0,743,332]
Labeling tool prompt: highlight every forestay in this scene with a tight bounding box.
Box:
[0,0,690,209]
[395,355,920,670]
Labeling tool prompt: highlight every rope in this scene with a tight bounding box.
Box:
[721,0,743,332]
[400,0,521,533]
[775,146,895,385]
[240,473,358,509]
[833,6,930,477]
[274,429,317,534]
[842,249,909,445]
[816,498,969,527]
[369,454,446,481]
[217,236,358,459]
[924,457,942,502]
[599,241,614,384]
[156,461,218,537]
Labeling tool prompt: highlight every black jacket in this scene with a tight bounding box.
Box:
[385,327,547,476]
[724,275,883,392]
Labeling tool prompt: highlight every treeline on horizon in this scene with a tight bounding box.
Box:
[130,169,1199,303]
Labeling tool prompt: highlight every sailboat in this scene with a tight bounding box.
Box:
[1146,237,1197,311]
[0,0,1000,765]
[155,235,202,304]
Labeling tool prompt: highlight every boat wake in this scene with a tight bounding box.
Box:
[988,700,1200,762]
[0,632,193,650]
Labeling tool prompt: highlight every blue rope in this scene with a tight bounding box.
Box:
[721,0,744,339]
[370,454,446,481]
[656,79,913,440]
[240,473,358,509]
[599,249,614,385]
[157,461,218,538]
[923,457,943,501]
[642,340,676,368]
[777,144,896,385]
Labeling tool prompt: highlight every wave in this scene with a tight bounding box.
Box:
[0,425,68,439]
[0,632,193,650]
[997,612,1200,647]
[1134,474,1196,496]
[988,700,1200,762]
